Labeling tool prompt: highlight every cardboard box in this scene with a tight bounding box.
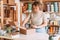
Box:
[20,27,36,35]
[9,0,15,5]
[3,0,7,4]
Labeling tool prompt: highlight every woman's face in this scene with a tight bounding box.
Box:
[22,6,26,12]
[32,5,40,12]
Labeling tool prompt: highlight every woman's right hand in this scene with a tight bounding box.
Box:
[31,25,37,28]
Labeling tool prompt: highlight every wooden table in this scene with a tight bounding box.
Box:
[0,36,13,40]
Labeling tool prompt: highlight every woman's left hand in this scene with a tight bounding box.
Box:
[31,25,38,28]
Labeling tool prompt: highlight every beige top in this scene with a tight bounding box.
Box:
[31,11,48,26]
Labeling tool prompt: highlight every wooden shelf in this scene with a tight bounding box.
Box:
[20,0,34,1]
[45,12,60,13]
[43,0,60,2]
[21,1,34,3]
[0,36,13,40]
[3,4,16,6]
[3,0,15,5]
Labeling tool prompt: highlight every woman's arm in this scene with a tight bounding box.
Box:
[37,20,48,28]
[22,14,30,27]
[32,21,48,28]
[32,13,49,28]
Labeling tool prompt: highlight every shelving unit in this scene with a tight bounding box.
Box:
[3,4,17,25]
[0,0,18,29]
[43,0,60,12]
[43,0,60,36]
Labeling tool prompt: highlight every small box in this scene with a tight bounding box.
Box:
[3,0,7,4]
[20,27,36,35]
[8,0,15,5]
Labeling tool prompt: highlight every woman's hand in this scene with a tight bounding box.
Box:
[31,25,38,28]
[22,24,25,27]
[31,25,43,28]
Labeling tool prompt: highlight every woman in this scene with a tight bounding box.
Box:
[22,1,49,40]
[23,1,49,33]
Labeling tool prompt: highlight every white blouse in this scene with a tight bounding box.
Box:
[31,11,48,26]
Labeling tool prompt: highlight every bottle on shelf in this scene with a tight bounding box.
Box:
[28,3,32,13]
[54,2,58,12]
[51,3,54,12]
[47,3,51,12]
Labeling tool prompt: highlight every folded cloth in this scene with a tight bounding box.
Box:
[36,27,46,33]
